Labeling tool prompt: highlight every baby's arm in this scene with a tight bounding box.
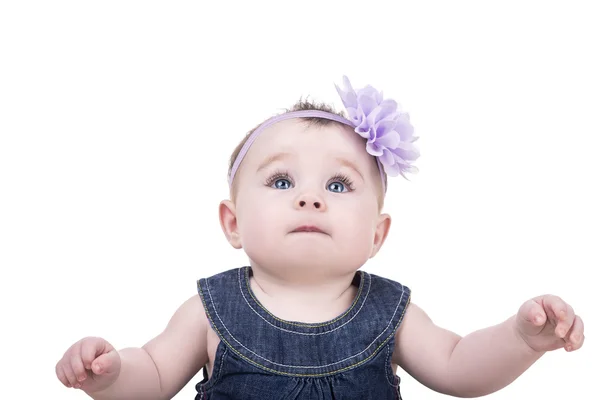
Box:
[87,295,208,400]
[393,303,540,397]
[393,296,583,398]
[141,295,209,398]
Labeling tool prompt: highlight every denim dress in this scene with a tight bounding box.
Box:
[195,266,411,399]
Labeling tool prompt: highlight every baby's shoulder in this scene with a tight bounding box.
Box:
[358,271,411,328]
[366,271,411,298]
[165,293,209,332]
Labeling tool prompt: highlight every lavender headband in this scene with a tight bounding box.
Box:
[228,76,420,191]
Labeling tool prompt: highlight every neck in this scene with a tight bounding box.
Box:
[248,264,359,323]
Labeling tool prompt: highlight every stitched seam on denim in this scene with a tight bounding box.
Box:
[230,282,405,368]
[201,290,410,377]
[242,267,366,327]
[385,344,396,387]
[201,278,411,376]
[201,276,409,371]
[196,282,227,392]
[246,268,363,326]
[218,346,226,380]
[204,344,227,391]
[238,270,371,336]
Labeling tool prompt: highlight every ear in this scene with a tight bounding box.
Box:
[370,213,391,258]
[219,200,242,249]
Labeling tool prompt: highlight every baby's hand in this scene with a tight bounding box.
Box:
[55,336,121,392]
[516,295,585,353]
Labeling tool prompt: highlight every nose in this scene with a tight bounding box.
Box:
[294,193,327,211]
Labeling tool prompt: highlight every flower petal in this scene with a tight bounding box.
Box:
[391,145,420,163]
[394,114,415,142]
[377,130,401,149]
[372,118,397,137]
[377,99,398,120]
[357,93,378,116]
[356,85,381,104]
[354,115,370,137]
[334,76,420,180]
[366,141,383,156]
[366,100,398,129]
[334,75,358,109]
[383,162,400,177]
[379,148,395,167]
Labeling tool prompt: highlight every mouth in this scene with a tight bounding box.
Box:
[291,225,327,235]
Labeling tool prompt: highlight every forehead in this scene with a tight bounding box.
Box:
[244,118,375,168]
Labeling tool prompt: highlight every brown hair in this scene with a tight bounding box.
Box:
[227,97,386,206]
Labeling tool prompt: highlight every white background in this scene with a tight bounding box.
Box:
[1,1,598,399]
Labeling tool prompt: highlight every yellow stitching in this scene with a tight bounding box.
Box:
[243,267,366,328]
[198,280,411,378]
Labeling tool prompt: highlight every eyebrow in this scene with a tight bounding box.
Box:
[256,152,365,180]
[256,152,293,172]
[335,157,365,181]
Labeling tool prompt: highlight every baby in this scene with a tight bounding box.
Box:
[55,77,585,399]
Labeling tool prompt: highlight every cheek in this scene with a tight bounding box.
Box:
[236,198,285,243]
[237,203,289,267]
[344,219,375,246]
[332,203,377,245]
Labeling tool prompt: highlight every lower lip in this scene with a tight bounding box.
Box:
[293,230,325,234]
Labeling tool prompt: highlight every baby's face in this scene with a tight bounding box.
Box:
[230,118,389,279]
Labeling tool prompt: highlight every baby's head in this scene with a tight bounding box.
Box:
[218,77,418,281]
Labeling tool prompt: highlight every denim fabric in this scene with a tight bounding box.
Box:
[195,267,411,400]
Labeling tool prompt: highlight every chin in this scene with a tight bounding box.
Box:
[270,251,364,276]
[244,240,369,275]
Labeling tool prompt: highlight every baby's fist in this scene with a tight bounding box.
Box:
[516,295,585,353]
[55,336,121,392]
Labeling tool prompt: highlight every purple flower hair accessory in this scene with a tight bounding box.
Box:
[335,76,419,178]
[228,76,419,191]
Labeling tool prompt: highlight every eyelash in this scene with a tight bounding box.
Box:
[264,170,355,191]
[330,173,355,191]
[264,169,293,187]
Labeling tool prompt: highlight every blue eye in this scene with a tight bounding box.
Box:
[265,171,294,190]
[273,178,292,190]
[327,174,354,193]
[327,181,346,193]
